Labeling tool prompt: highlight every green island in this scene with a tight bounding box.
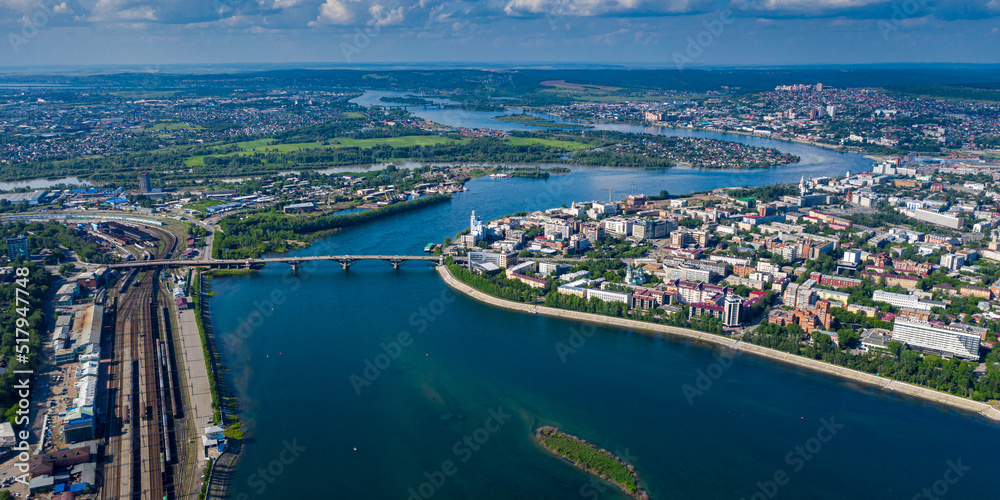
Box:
[214,193,451,258]
[379,95,433,106]
[498,166,572,178]
[535,426,647,499]
[495,113,591,129]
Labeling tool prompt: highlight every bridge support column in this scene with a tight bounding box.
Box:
[290,262,299,273]
[338,260,354,271]
[391,260,401,270]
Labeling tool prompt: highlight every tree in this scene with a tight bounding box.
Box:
[58,263,76,276]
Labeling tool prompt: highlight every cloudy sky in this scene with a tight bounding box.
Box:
[0,0,998,66]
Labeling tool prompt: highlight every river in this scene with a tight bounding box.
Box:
[210,92,996,499]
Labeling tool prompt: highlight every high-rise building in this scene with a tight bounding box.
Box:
[137,172,151,193]
[6,235,28,261]
[723,294,743,327]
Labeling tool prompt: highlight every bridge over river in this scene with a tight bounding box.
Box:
[109,254,462,271]
[107,253,588,272]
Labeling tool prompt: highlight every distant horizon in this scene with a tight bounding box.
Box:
[2,61,1000,74]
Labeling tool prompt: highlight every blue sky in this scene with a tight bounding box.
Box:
[0,0,998,66]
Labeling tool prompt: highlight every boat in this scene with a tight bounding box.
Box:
[424,243,436,253]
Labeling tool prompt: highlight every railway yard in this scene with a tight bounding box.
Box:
[102,226,188,500]
[0,221,211,500]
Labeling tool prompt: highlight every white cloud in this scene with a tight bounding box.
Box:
[268,0,305,8]
[503,0,704,17]
[88,0,157,22]
[370,3,404,25]
[312,0,360,24]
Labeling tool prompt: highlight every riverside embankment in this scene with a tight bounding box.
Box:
[436,265,1000,424]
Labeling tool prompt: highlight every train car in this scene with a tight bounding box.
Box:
[118,269,138,293]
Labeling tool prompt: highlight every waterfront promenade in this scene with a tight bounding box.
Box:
[436,266,1000,424]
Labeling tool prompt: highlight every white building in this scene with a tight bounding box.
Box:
[940,253,966,271]
[0,422,14,448]
[841,249,862,265]
[604,218,633,237]
[586,288,632,304]
[891,319,981,360]
[872,290,934,312]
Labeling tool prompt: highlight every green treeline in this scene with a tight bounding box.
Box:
[0,220,115,264]
[543,291,630,317]
[269,137,568,165]
[888,84,1000,103]
[570,151,675,168]
[191,272,222,424]
[745,322,1000,401]
[446,262,543,303]
[0,264,52,426]
[214,194,451,258]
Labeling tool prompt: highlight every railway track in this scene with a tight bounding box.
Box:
[101,226,181,499]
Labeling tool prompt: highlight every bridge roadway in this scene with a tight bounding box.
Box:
[106,253,587,271]
[109,254,463,271]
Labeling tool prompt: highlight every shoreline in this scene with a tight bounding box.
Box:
[435,265,1000,424]
[613,121,863,154]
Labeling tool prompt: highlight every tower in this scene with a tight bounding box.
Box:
[137,171,151,193]
[723,293,743,327]
[470,211,483,240]
[799,175,806,196]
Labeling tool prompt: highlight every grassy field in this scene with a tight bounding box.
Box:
[182,132,589,168]
[184,198,226,212]
[329,135,458,147]
[184,135,458,166]
[507,136,589,151]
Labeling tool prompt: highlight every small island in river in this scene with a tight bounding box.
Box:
[535,426,648,499]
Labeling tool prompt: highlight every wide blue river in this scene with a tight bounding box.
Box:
[212,96,996,499]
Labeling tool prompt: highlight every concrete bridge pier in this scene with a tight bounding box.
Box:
[289,261,300,273]
[336,259,356,270]
[389,259,402,270]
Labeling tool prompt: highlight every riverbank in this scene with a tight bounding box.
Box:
[436,266,1000,424]
[626,122,854,153]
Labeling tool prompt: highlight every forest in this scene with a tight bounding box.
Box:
[214,194,451,258]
